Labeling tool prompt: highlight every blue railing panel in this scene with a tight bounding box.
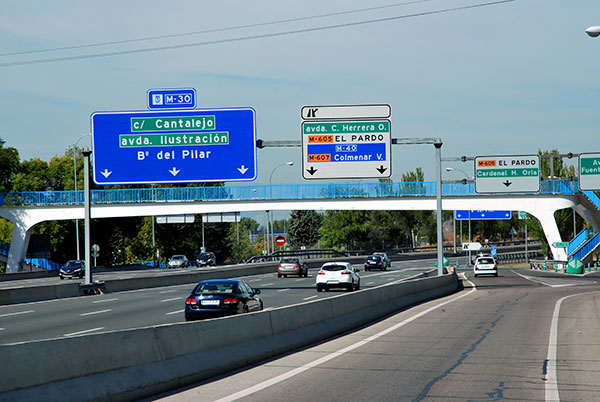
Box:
[572,233,600,261]
[568,228,589,257]
[0,180,581,207]
[583,191,600,211]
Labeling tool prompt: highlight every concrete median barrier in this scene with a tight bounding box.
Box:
[0,271,459,402]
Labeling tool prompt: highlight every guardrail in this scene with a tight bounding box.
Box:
[530,259,568,271]
[0,180,580,207]
[0,271,459,401]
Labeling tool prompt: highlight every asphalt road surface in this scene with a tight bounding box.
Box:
[0,260,434,345]
[146,267,600,402]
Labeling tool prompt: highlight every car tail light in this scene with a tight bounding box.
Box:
[378,261,382,265]
[318,271,325,275]
[185,297,197,305]
[223,297,238,304]
[278,264,282,268]
[296,264,300,268]
[341,271,351,275]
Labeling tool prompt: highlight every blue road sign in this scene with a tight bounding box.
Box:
[91,108,257,185]
[147,88,196,110]
[455,210,512,220]
[491,245,497,257]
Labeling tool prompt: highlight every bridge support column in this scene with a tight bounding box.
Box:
[6,223,32,273]
[530,209,568,261]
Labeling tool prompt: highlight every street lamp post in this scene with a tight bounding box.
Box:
[446,167,473,262]
[585,26,600,37]
[268,162,294,254]
[73,133,91,260]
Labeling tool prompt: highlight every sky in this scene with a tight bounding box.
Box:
[0,0,599,197]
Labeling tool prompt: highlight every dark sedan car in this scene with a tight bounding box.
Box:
[59,260,85,279]
[364,255,387,271]
[185,279,263,321]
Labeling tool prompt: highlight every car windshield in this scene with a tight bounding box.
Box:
[280,258,298,264]
[322,265,348,272]
[171,255,185,260]
[64,261,83,268]
[198,253,212,258]
[477,258,495,264]
[194,282,236,295]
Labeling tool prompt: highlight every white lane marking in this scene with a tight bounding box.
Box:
[0,310,34,318]
[167,310,184,315]
[277,289,290,292]
[262,283,275,286]
[511,270,582,288]
[366,282,375,285]
[79,309,112,316]
[161,297,183,303]
[303,296,318,301]
[159,289,179,294]
[63,327,105,337]
[214,273,476,402]
[92,298,119,304]
[545,290,600,402]
[0,328,4,331]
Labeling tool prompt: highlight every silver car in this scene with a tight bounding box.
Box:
[168,255,189,268]
[278,257,308,277]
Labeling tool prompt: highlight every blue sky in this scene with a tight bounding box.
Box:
[0,0,599,190]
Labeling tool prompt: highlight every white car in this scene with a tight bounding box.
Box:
[473,256,498,277]
[168,255,189,268]
[316,262,360,292]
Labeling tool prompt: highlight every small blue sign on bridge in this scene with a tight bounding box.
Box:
[147,88,196,110]
[91,108,257,185]
[455,210,512,220]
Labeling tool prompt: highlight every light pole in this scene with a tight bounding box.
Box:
[73,133,91,260]
[268,161,294,254]
[446,167,473,261]
[585,26,600,37]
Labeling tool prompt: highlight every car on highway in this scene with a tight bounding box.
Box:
[278,257,308,277]
[364,254,387,271]
[373,252,391,268]
[473,256,498,277]
[168,255,189,268]
[59,260,85,279]
[196,251,216,267]
[184,279,263,321]
[316,262,360,292]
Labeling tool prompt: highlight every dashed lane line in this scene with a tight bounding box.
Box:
[79,309,112,317]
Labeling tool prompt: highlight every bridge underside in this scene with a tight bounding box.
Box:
[0,195,583,272]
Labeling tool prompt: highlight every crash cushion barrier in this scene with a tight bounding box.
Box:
[0,272,459,401]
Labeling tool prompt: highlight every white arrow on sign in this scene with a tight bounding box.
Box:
[169,167,180,176]
[101,169,112,178]
[237,165,248,174]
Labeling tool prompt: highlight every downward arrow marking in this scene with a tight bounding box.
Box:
[101,169,112,178]
[169,167,180,176]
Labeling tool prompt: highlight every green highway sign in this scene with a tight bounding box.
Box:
[567,258,584,274]
[518,211,528,219]
[475,155,540,194]
[301,104,392,180]
[552,242,569,248]
[579,153,600,191]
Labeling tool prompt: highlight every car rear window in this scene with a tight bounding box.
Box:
[280,258,298,263]
[367,256,380,261]
[477,258,495,264]
[322,265,347,271]
[194,282,236,294]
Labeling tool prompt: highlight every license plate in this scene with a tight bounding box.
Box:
[201,300,220,306]
[327,280,339,284]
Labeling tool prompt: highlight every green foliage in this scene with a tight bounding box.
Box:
[0,139,20,192]
[288,210,322,249]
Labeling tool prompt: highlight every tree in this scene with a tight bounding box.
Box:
[288,210,322,249]
[0,138,20,193]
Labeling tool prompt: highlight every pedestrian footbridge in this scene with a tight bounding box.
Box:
[0,180,598,273]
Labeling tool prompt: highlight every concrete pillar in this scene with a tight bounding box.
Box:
[6,223,32,273]
[529,208,567,261]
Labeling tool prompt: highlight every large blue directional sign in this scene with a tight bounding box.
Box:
[455,210,512,220]
[147,88,196,110]
[91,108,257,185]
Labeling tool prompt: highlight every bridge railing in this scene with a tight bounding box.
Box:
[0,180,579,207]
